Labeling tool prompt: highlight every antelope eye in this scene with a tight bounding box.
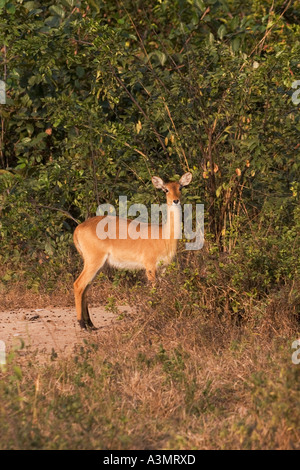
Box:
[179,186,182,191]
[165,188,169,193]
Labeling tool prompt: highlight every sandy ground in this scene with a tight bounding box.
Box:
[0,305,132,359]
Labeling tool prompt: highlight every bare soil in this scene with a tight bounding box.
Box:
[0,305,133,358]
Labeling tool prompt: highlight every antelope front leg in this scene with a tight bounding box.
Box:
[74,265,98,330]
[81,289,97,330]
[146,265,156,285]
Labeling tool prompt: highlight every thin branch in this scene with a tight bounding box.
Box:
[31,202,80,225]
[239,0,292,72]
[110,66,168,155]
[162,97,190,171]
[104,132,153,179]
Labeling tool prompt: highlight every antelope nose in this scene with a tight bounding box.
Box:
[173,199,179,205]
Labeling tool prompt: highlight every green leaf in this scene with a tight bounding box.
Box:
[26,124,34,135]
[21,137,32,145]
[216,186,223,198]
[23,1,37,10]
[231,37,240,53]
[148,51,167,66]
[13,366,23,380]
[45,241,54,256]
[194,0,205,10]
[30,132,47,146]
[6,2,16,14]
[44,15,60,27]
[76,66,85,78]
[217,25,226,40]
[49,5,65,18]
[23,2,37,11]
[61,0,76,6]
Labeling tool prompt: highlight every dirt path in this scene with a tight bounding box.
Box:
[0,305,132,359]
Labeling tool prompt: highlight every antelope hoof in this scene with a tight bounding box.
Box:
[78,319,97,331]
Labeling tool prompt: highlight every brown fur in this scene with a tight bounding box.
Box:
[73,173,192,328]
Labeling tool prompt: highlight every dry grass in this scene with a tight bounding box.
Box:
[0,250,299,450]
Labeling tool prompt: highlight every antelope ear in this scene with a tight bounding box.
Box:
[179,172,192,187]
[152,176,165,190]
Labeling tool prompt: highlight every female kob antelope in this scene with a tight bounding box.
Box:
[74,172,192,329]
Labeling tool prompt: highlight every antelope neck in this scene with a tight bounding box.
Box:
[164,203,182,240]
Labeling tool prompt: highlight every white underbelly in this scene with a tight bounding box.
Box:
[107,255,145,271]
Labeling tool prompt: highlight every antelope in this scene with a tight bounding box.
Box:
[73,172,192,329]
